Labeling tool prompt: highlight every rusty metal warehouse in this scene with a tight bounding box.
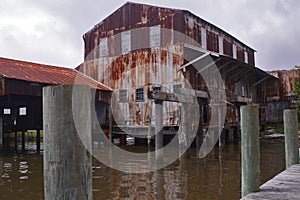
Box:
[79,2,279,145]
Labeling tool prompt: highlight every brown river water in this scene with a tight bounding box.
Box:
[0,140,285,200]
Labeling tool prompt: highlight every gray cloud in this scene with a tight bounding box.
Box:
[0,0,299,70]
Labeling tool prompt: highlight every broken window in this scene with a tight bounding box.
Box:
[136,88,144,102]
[173,84,182,93]
[152,85,161,92]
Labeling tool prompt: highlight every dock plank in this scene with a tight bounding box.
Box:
[241,164,300,200]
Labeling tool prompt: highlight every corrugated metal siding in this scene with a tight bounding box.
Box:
[267,101,289,123]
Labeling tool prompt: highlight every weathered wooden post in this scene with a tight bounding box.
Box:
[218,105,225,150]
[196,102,203,156]
[43,85,93,200]
[284,109,299,169]
[21,131,25,152]
[0,118,2,145]
[178,103,189,156]
[36,130,41,154]
[147,104,152,146]
[155,100,163,160]
[108,103,113,142]
[14,132,18,153]
[241,104,260,197]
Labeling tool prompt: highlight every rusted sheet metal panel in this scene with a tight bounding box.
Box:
[85,44,186,126]
[267,101,289,123]
[223,38,233,57]
[259,107,267,124]
[236,46,245,63]
[207,30,219,52]
[226,104,237,124]
[0,78,4,96]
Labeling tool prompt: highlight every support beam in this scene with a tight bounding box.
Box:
[14,132,18,153]
[36,130,41,154]
[147,104,152,146]
[241,104,260,197]
[218,105,225,150]
[284,109,299,169]
[22,131,25,152]
[251,77,269,88]
[109,103,112,142]
[148,91,197,103]
[177,52,210,71]
[155,100,163,160]
[43,85,93,200]
[179,103,190,156]
[196,127,203,156]
[0,118,2,145]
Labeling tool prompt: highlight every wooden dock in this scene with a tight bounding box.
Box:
[241,164,300,200]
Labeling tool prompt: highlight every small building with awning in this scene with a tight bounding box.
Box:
[0,57,112,135]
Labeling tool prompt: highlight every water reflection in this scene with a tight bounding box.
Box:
[0,140,285,200]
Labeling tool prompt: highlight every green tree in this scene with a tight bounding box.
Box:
[294,66,300,118]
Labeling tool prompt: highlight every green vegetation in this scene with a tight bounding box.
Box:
[294,66,300,119]
[266,124,284,134]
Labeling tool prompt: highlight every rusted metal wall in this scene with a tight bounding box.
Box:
[269,69,299,100]
[83,44,185,126]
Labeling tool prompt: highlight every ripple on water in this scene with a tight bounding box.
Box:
[19,161,29,180]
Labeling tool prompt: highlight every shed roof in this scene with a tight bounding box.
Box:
[0,57,112,91]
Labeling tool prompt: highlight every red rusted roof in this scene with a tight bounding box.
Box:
[0,57,112,91]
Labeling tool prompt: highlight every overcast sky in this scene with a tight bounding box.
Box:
[0,0,299,71]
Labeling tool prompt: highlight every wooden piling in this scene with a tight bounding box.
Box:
[178,103,187,156]
[36,130,40,154]
[108,104,112,142]
[241,104,260,197]
[284,109,299,169]
[218,106,225,150]
[196,128,203,156]
[147,104,152,146]
[22,131,25,152]
[0,118,2,145]
[43,85,93,200]
[14,132,18,153]
[155,100,163,160]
